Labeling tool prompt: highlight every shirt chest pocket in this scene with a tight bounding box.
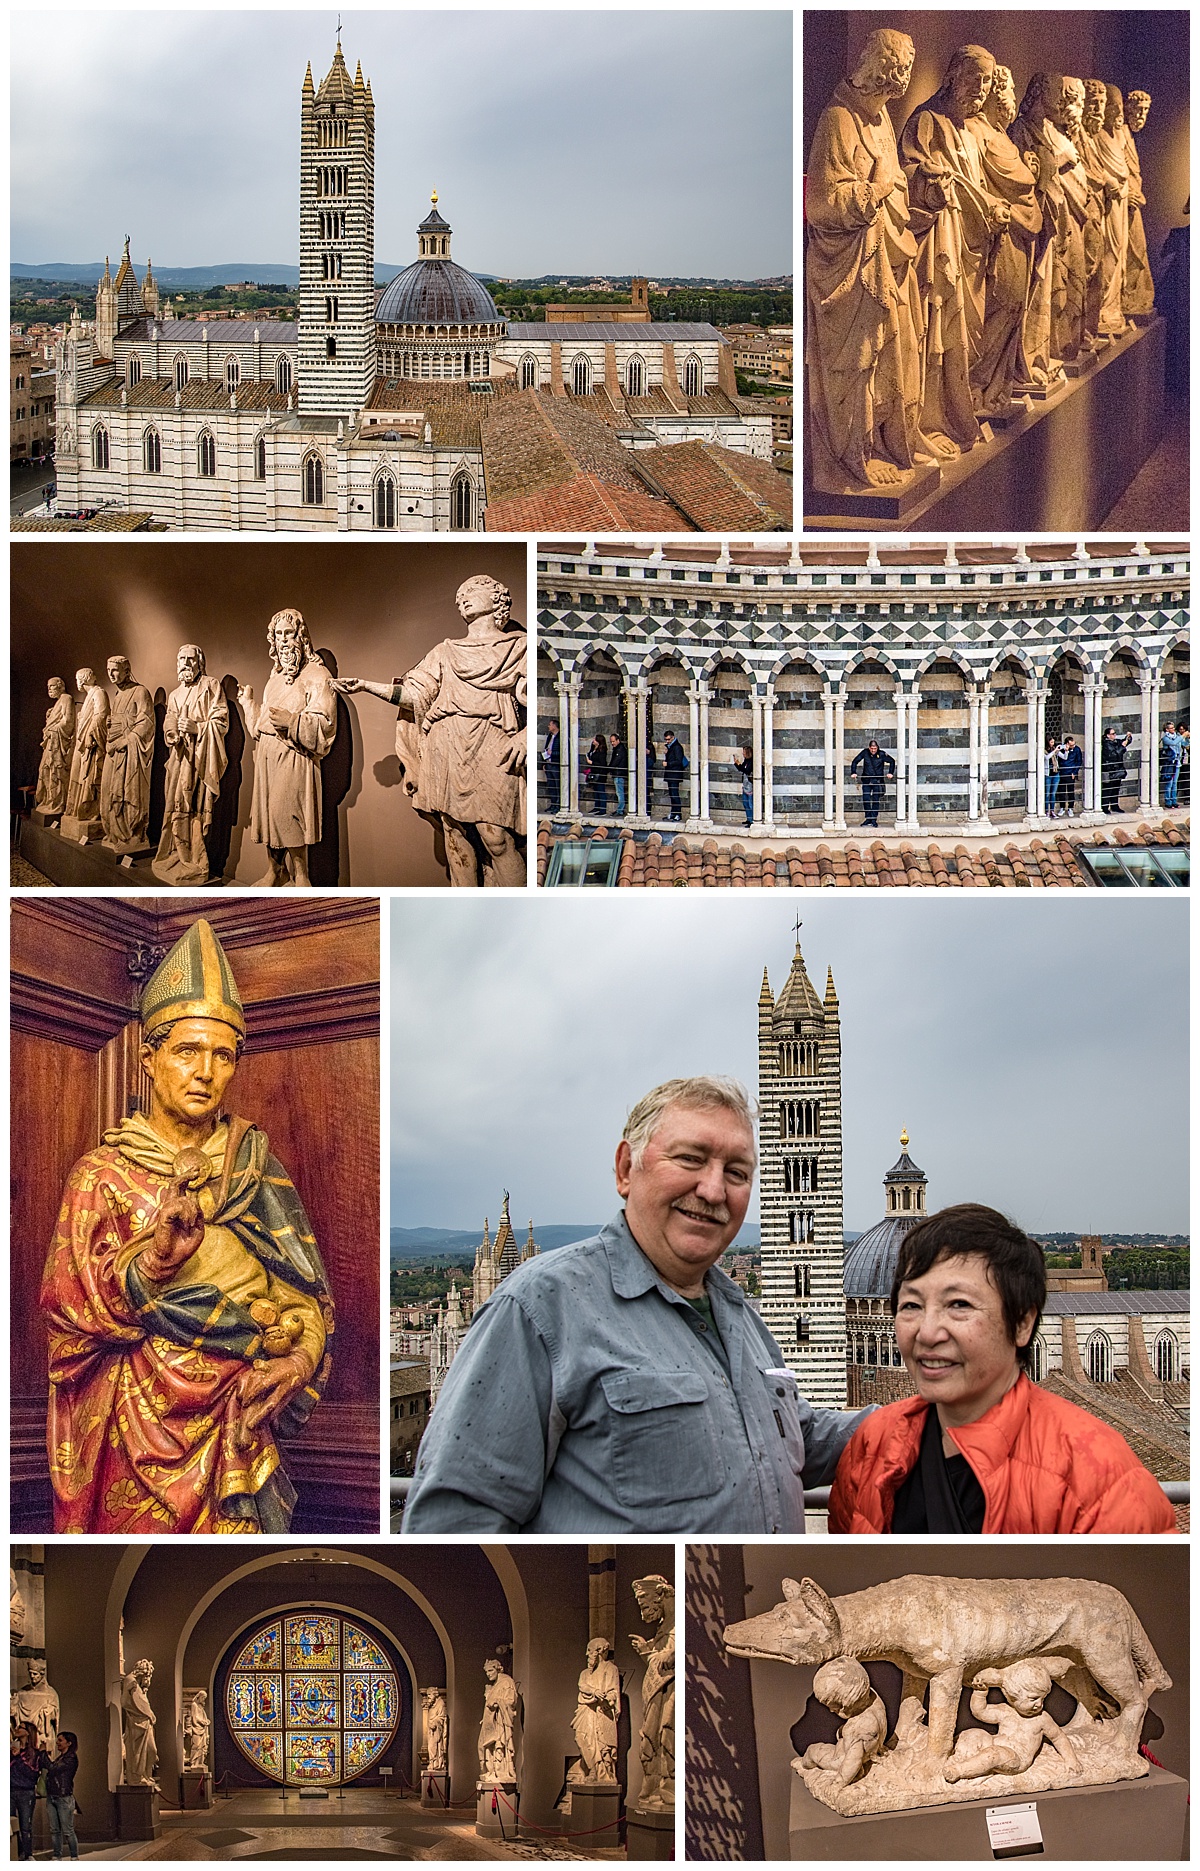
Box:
[600,1368,719,1510]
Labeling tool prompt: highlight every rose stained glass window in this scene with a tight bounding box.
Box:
[225,1616,399,1785]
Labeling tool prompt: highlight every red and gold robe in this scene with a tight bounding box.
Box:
[42,1114,332,1534]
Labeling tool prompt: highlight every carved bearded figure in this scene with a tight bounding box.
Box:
[899,44,1004,456]
[804,29,928,491]
[121,1660,158,1786]
[11,1660,59,1751]
[477,1658,518,1785]
[568,1640,621,1784]
[336,575,526,887]
[422,1686,448,1776]
[1121,90,1156,316]
[964,64,1044,410]
[100,655,155,852]
[1076,78,1129,343]
[632,1576,675,1812]
[153,644,229,884]
[238,609,337,888]
[34,678,76,816]
[63,668,110,831]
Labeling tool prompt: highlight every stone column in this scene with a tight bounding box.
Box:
[557,678,570,816]
[751,693,764,827]
[833,692,846,830]
[1138,671,1155,809]
[566,675,581,816]
[1025,682,1040,818]
[687,682,701,823]
[822,694,835,824]
[978,684,991,823]
[906,694,920,830]
[623,684,637,820]
[697,682,711,824]
[893,688,907,825]
[967,689,981,822]
[763,693,775,826]
[633,681,649,820]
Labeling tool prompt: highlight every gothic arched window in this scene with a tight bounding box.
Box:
[1086,1332,1113,1383]
[450,473,475,531]
[127,356,142,388]
[226,357,240,394]
[625,354,645,397]
[303,453,325,505]
[682,353,703,397]
[91,425,110,470]
[520,354,538,390]
[225,1613,399,1787]
[174,355,189,392]
[571,355,592,396]
[1154,1331,1179,1383]
[374,474,396,529]
[276,355,293,396]
[197,431,216,477]
[142,428,161,474]
[254,434,267,480]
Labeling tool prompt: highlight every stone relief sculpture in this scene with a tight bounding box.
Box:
[34,679,76,818]
[477,1658,519,1785]
[237,609,337,888]
[121,1659,158,1786]
[9,1569,27,1647]
[804,29,927,492]
[1121,90,1156,317]
[100,655,155,854]
[61,668,110,838]
[568,1639,621,1784]
[182,1689,211,1771]
[422,1686,448,1776]
[723,1574,1171,1816]
[152,644,230,885]
[334,573,527,889]
[631,1575,674,1813]
[10,1659,60,1749]
[40,917,334,1533]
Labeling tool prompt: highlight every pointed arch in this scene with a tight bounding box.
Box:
[571,355,592,396]
[91,423,110,470]
[624,353,646,397]
[682,353,703,397]
[302,452,325,505]
[173,354,189,392]
[519,354,539,390]
[196,430,216,477]
[373,471,396,530]
[275,354,294,396]
[142,427,161,474]
[225,356,240,394]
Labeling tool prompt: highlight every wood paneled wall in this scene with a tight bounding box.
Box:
[10,896,381,1533]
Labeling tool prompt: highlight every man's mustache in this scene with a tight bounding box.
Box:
[671,1199,731,1225]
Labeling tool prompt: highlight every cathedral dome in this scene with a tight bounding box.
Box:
[376,259,501,327]
[376,194,501,328]
[843,1131,929,1298]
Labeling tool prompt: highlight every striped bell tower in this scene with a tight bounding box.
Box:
[298,39,377,417]
[757,928,846,1406]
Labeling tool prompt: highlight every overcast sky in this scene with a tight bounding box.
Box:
[13,10,791,278]
[391,895,1189,1237]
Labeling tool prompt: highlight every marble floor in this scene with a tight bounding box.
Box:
[47,1788,621,1862]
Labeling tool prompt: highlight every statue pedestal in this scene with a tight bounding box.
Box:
[788,1761,1189,1861]
[476,1782,519,1839]
[803,459,942,523]
[102,837,153,860]
[626,1804,675,1859]
[421,1771,450,1809]
[180,1769,213,1809]
[17,816,161,888]
[115,1785,161,1841]
[564,1780,622,1846]
[805,317,1166,531]
[58,814,103,843]
[30,808,61,828]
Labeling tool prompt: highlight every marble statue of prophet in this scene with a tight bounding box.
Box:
[34,679,75,817]
[1077,79,1129,343]
[41,917,333,1534]
[964,64,1043,412]
[1120,91,1156,317]
[804,29,927,491]
[121,1661,158,1786]
[238,609,337,888]
[100,655,155,852]
[152,644,229,885]
[632,1576,675,1813]
[63,668,110,831]
[567,1640,621,1784]
[336,575,526,887]
[477,1659,518,1785]
[900,44,1004,455]
[1047,77,1092,362]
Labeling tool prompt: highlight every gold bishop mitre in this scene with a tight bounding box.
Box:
[140,918,246,1041]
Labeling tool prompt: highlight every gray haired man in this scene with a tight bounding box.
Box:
[403,1076,868,1532]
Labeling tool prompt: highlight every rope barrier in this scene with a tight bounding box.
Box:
[493,1790,621,1838]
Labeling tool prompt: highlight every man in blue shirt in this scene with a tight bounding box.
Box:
[404,1077,868,1532]
[1160,722,1183,809]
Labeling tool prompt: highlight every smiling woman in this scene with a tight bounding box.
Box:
[828,1205,1176,1534]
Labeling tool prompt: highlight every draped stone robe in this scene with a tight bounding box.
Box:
[1121,125,1156,315]
[100,681,155,849]
[34,693,76,814]
[965,115,1043,410]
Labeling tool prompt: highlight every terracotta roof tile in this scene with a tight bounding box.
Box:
[629,440,792,530]
[537,818,1190,888]
[80,375,288,413]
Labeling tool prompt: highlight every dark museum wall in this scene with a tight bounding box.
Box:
[721,1543,1189,1863]
[38,1544,672,1842]
[803,12,1189,270]
[10,538,527,888]
[10,897,380,1534]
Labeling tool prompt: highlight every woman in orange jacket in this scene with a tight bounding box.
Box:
[829,1204,1175,1534]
